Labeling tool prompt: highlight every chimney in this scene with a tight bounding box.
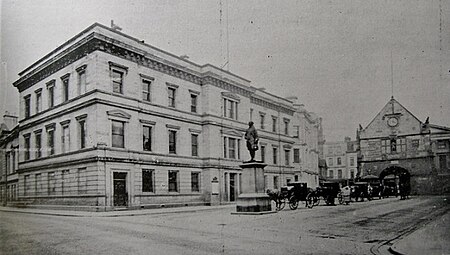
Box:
[3,111,18,130]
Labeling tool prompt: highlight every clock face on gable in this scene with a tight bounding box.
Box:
[387,117,399,127]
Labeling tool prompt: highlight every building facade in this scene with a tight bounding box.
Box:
[7,23,321,210]
[323,137,358,182]
[357,97,450,194]
[0,113,19,205]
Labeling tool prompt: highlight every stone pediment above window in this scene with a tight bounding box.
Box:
[221,92,240,102]
[221,129,243,137]
[107,109,131,120]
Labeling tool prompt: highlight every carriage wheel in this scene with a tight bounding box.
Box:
[289,197,299,210]
[337,192,344,205]
[306,193,315,209]
[276,198,286,211]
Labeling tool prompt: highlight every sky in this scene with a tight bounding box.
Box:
[1,0,449,141]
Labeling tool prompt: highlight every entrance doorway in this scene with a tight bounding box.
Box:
[230,173,237,201]
[113,172,128,207]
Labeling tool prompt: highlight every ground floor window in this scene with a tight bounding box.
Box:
[142,169,154,192]
[273,176,279,190]
[191,172,200,192]
[168,170,179,192]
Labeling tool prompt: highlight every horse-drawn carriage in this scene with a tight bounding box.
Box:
[306,181,340,207]
[266,182,312,210]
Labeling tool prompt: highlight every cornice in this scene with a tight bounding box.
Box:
[13,32,292,116]
[250,96,294,116]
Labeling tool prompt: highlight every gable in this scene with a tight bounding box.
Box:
[360,98,422,138]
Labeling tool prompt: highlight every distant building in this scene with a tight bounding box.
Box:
[2,23,321,210]
[323,137,358,183]
[357,97,450,194]
[0,113,19,204]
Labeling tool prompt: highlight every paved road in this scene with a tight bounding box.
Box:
[0,196,448,255]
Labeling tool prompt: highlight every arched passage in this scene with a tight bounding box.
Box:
[379,166,411,199]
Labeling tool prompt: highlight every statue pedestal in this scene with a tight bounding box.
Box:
[233,162,275,215]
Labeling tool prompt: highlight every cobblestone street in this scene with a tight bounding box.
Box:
[1,196,448,255]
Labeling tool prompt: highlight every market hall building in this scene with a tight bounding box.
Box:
[0,23,321,210]
[357,97,450,194]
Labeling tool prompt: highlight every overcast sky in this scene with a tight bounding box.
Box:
[1,0,449,141]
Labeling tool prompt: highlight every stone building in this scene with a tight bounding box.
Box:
[323,137,358,182]
[0,113,19,204]
[7,23,321,210]
[357,97,450,194]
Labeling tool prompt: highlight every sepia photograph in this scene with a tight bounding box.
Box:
[0,0,449,254]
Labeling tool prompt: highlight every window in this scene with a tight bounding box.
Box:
[285,150,290,166]
[294,175,299,182]
[350,157,355,166]
[112,120,125,148]
[350,170,355,179]
[142,169,154,192]
[191,134,199,156]
[337,157,342,165]
[47,81,55,108]
[24,175,30,196]
[35,90,42,113]
[35,173,42,195]
[223,98,238,120]
[273,147,278,164]
[391,138,397,153]
[412,139,420,149]
[250,108,253,121]
[397,138,406,152]
[112,70,124,94]
[337,169,342,179]
[11,149,16,172]
[261,145,266,162]
[437,140,447,150]
[5,153,10,174]
[260,114,265,129]
[168,130,177,154]
[77,168,87,194]
[47,128,55,156]
[191,172,200,192]
[142,79,152,101]
[61,170,69,195]
[61,75,70,102]
[78,119,86,149]
[294,149,300,163]
[35,131,42,158]
[190,94,198,113]
[48,172,56,195]
[381,139,391,154]
[143,125,152,151]
[77,66,87,95]
[61,124,70,153]
[438,155,448,170]
[284,119,290,135]
[328,158,333,166]
[286,178,291,184]
[273,176,279,190]
[329,170,334,179]
[168,170,178,192]
[168,87,176,107]
[223,137,240,159]
[272,117,277,132]
[24,95,31,118]
[24,135,31,160]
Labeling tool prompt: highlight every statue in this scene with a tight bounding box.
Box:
[244,121,259,162]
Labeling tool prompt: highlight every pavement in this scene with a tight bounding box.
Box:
[1,201,449,255]
[389,208,450,255]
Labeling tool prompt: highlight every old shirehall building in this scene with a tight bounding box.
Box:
[0,23,321,210]
[357,97,450,194]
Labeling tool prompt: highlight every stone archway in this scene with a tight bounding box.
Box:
[379,166,411,199]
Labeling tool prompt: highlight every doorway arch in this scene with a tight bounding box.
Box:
[379,166,411,199]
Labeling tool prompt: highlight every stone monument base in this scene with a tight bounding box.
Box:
[232,161,275,215]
